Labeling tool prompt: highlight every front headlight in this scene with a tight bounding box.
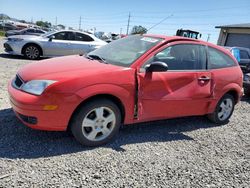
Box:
[21,80,57,95]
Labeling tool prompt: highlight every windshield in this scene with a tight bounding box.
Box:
[41,31,56,37]
[87,35,163,67]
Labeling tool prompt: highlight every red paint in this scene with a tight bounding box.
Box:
[8,36,243,131]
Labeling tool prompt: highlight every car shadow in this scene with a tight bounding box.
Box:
[0,53,26,60]
[0,108,218,159]
[0,53,48,60]
[241,95,250,103]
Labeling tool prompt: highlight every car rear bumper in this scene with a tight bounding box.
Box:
[8,81,81,131]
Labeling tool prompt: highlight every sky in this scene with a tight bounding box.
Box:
[0,0,250,43]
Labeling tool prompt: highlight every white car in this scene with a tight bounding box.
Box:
[4,30,107,59]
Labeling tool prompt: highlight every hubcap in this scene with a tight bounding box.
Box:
[82,107,116,141]
[25,46,39,59]
[218,98,233,121]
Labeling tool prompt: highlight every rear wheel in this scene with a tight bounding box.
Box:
[71,99,121,146]
[207,94,235,124]
[24,45,41,60]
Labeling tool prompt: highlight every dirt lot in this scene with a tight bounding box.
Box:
[0,37,249,187]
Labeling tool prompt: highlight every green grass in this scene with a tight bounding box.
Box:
[0,30,6,37]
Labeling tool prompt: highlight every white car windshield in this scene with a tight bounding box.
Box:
[41,31,56,38]
[87,35,163,67]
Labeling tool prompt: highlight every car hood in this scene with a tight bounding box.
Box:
[7,30,19,33]
[18,55,127,82]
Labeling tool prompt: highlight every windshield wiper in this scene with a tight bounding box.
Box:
[86,54,107,64]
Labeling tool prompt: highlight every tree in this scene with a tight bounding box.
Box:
[36,21,51,28]
[131,25,147,35]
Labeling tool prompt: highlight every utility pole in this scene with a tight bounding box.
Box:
[79,16,82,30]
[207,34,211,42]
[126,12,131,35]
[31,17,33,23]
[120,28,122,35]
[55,17,57,26]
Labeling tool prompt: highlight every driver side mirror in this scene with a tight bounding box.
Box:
[145,61,168,72]
[48,35,55,42]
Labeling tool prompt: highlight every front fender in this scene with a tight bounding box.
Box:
[75,84,135,124]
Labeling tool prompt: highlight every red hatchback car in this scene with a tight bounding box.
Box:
[8,35,243,146]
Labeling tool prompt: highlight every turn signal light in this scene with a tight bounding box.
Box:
[43,105,58,111]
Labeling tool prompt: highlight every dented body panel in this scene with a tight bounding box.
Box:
[8,35,243,131]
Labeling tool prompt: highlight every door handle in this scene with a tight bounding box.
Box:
[198,76,210,81]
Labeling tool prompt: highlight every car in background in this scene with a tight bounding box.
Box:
[4,30,107,59]
[5,28,46,37]
[225,46,250,72]
[8,35,243,146]
[224,46,250,96]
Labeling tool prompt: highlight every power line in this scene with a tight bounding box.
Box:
[147,14,173,32]
[133,5,250,15]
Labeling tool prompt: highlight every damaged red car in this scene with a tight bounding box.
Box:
[8,35,243,146]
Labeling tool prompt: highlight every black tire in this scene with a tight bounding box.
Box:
[71,99,121,146]
[207,94,235,124]
[23,45,41,60]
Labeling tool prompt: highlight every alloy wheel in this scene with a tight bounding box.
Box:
[218,98,233,121]
[25,46,39,59]
[81,107,116,142]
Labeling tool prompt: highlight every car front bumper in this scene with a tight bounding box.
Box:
[4,41,24,55]
[8,81,81,131]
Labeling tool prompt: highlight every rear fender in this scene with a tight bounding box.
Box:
[207,83,242,113]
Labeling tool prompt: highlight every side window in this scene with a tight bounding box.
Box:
[53,32,75,40]
[208,47,236,69]
[240,50,249,59]
[36,30,44,33]
[27,29,35,32]
[75,32,94,42]
[144,44,206,70]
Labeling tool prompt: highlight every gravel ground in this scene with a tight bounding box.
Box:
[0,38,249,187]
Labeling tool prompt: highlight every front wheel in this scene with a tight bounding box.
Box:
[24,45,41,60]
[207,94,235,124]
[71,99,121,146]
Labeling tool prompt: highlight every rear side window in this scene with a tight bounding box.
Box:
[208,47,236,69]
[75,32,94,42]
[240,50,249,59]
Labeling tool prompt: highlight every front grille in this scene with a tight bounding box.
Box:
[13,75,24,88]
[4,43,13,52]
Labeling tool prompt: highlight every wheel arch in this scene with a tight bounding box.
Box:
[67,94,126,131]
[208,83,242,114]
[21,42,43,56]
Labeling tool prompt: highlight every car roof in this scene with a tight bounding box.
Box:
[143,34,237,60]
[144,34,197,41]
